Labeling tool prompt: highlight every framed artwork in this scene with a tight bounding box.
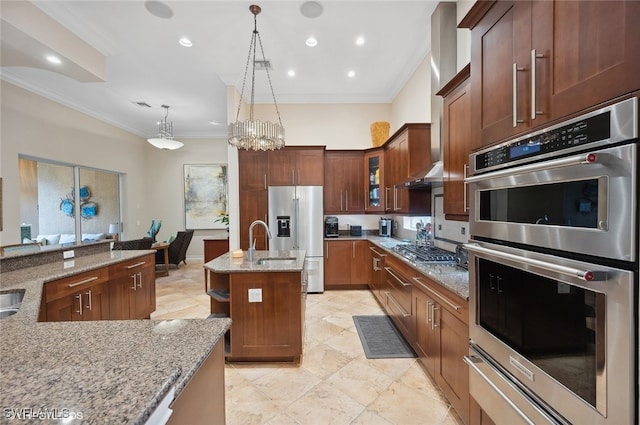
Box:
[184,164,228,230]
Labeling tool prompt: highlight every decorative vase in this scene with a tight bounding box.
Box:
[370,121,390,147]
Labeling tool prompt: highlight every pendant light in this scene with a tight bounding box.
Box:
[228,5,285,151]
[147,105,184,150]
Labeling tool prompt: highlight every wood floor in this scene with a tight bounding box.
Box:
[151,262,464,425]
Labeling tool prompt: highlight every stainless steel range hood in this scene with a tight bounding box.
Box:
[398,161,444,188]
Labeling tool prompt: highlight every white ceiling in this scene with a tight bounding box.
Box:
[1,1,440,139]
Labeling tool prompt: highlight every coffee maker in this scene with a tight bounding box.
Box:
[325,216,339,238]
[379,217,392,237]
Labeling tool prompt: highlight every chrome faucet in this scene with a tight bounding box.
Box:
[248,220,272,262]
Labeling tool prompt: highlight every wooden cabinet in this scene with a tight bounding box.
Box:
[108,253,156,320]
[364,149,385,212]
[463,0,640,148]
[412,274,469,425]
[238,150,269,250]
[324,239,371,288]
[227,272,303,361]
[469,397,497,425]
[437,65,471,220]
[268,146,324,186]
[383,124,431,214]
[324,151,365,214]
[368,244,387,303]
[44,268,110,322]
[382,254,414,337]
[204,239,229,263]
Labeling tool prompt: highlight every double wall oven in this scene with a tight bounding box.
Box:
[464,98,638,425]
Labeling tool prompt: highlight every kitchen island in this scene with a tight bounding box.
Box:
[204,249,306,362]
[0,249,231,425]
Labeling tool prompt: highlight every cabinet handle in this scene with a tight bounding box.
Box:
[340,190,343,211]
[85,289,92,311]
[426,300,432,325]
[345,190,349,211]
[384,267,410,287]
[325,242,328,259]
[413,277,461,311]
[352,242,355,258]
[68,276,99,288]
[432,304,440,330]
[531,49,545,120]
[130,274,137,290]
[126,261,146,269]
[385,187,391,211]
[394,187,398,211]
[263,174,267,190]
[372,257,380,271]
[463,163,470,212]
[512,63,525,127]
[137,272,143,289]
[75,293,83,315]
[369,246,387,257]
[386,292,410,317]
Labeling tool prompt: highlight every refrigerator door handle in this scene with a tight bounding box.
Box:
[293,197,300,249]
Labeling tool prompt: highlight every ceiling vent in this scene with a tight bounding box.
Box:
[134,101,151,108]
[254,60,272,71]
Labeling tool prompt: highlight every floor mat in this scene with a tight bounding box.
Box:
[353,315,416,359]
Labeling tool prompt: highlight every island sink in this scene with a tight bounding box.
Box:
[0,289,25,319]
[256,257,297,266]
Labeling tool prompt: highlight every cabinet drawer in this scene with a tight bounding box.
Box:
[110,254,154,277]
[45,267,109,302]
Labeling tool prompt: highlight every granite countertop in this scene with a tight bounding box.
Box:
[0,250,232,425]
[367,236,470,300]
[204,249,306,273]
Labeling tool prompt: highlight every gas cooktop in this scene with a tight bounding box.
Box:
[393,244,457,263]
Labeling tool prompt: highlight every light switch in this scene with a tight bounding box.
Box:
[248,288,262,303]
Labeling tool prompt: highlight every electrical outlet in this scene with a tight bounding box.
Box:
[63,250,75,259]
[460,227,466,235]
[248,288,262,303]
[438,224,442,230]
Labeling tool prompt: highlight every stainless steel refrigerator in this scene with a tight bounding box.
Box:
[268,186,324,293]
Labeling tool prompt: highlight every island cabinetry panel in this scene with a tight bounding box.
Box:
[268,146,324,186]
[437,65,471,221]
[412,274,469,425]
[227,272,303,361]
[463,0,640,149]
[324,240,370,288]
[44,267,110,322]
[167,339,225,425]
[364,149,385,212]
[108,253,156,320]
[204,239,229,263]
[383,124,431,214]
[324,151,365,214]
[239,150,268,250]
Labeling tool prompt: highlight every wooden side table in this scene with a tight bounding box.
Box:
[152,242,170,277]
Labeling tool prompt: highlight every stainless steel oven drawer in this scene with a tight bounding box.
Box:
[465,349,564,425]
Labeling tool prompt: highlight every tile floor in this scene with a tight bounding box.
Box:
[151,262,464,425]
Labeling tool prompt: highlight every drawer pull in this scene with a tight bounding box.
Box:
[384,267,410,287]
[68,276,99,288]
[85,289,93,311]
[369,246,387,257]
[385,292,410,317]
[413,277,461,311]
[75,294,83,315]
[126,261,146,269]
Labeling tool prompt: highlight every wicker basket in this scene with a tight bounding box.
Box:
[370,121,390,147]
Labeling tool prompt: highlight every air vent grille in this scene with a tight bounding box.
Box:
[254,60,272,71]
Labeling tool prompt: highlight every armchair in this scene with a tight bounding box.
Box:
[156,230,194,268]
[112,238,153,250]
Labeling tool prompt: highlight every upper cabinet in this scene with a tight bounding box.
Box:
[238,150,269,250]
[437,65,471,221]
[364,149,385,213]
[324,151,365,214]
[383,124,432,214]
[462,0,640,148]
[268,147,325,186]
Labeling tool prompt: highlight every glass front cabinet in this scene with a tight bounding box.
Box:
[364,149,385,212]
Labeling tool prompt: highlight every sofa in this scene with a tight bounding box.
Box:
[35,233,109,245]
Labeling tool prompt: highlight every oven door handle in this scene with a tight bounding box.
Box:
[465,243,607,282]
[465,151,597,183]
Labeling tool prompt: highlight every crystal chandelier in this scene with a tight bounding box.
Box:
[228,5,285,151]
[147,105,184,150]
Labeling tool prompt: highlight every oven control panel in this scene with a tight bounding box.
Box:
[472,97,637,174]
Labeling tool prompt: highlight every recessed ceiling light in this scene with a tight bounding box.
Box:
[179,37,192,47]
[347,70,356,78]
[355,36,366,46]
[305,36,318,47]
[46,55,62,65]
[287,69,296,77]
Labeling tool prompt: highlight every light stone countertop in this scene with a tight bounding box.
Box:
[0,250,231,425]
[204,249,306,273]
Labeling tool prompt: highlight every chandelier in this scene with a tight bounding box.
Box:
[147,105,184,150]
[228,4,285,151]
